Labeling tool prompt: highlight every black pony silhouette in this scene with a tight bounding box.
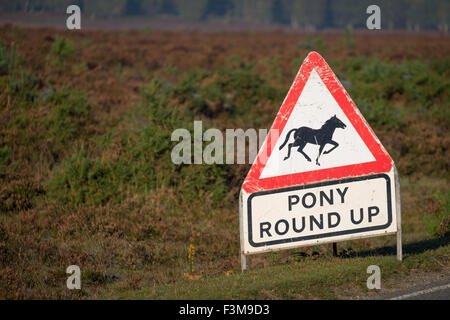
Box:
[279,115,346,166]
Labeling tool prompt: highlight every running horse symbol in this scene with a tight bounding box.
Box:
[279,115,346,166]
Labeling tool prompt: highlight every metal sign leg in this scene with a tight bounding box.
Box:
[394,165,402,261]
[241,252,247,272]
[332,242,338,257]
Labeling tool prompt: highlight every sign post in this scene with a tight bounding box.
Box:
[240,52,401,271]
[394,165,402,261]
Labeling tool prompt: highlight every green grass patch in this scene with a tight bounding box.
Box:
[47,76,231,206]
[335,57,450,129]
[343,27,356,50]
[47,149,116,206]
[46,36,76,67]
[297,35,326,52]
[358,99,404,129]
[109,244,449,300]
[44,87,91,146]
[170,59,284,123]
[0,41,39,104]
[0,145,11,173]
[424,191,450,238]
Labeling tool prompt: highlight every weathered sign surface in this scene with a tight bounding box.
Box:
[240,52,401,270]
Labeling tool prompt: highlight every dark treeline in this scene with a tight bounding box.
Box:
[2,0,449,31]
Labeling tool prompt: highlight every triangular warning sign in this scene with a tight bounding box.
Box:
[243,52,392,193]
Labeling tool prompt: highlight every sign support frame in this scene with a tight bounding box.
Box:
[394,164,402,261]
[238,52,403,271]
[239,192,247,272]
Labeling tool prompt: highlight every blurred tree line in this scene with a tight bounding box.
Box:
[1,0,449,31]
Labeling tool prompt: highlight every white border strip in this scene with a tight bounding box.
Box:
[389,283,450,300]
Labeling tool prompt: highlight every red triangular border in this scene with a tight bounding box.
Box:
[243,52,393,193]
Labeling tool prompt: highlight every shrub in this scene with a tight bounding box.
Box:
[44,87,91,145]
[0,41,39,103]
[359,99,404,129]
[344,27,355,49]
[47,75,230,207]
[0,179,44,213]
[0,145,11,172]
[297,35,325,52]
[46,36,75,67]
[47,149,116,206]
[171,62,284,120]
[423,191,450,238]
[0,41,18,76]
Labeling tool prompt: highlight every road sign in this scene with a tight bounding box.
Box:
[239,52,401,270]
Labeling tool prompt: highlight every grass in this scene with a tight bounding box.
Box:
[46,36,75,68]
[0,29,448,299]
[423,191,450,238]
[0,41,39,104]
[344,27,356,50]
[111,244,449,300]
[44,87,91,146]
[336,56,450,126]
[297,35,326,52]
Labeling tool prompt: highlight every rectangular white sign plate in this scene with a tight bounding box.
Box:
[242,172,397,254]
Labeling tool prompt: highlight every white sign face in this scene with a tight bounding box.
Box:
[240,169,397,254]
[260,69,376,179]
